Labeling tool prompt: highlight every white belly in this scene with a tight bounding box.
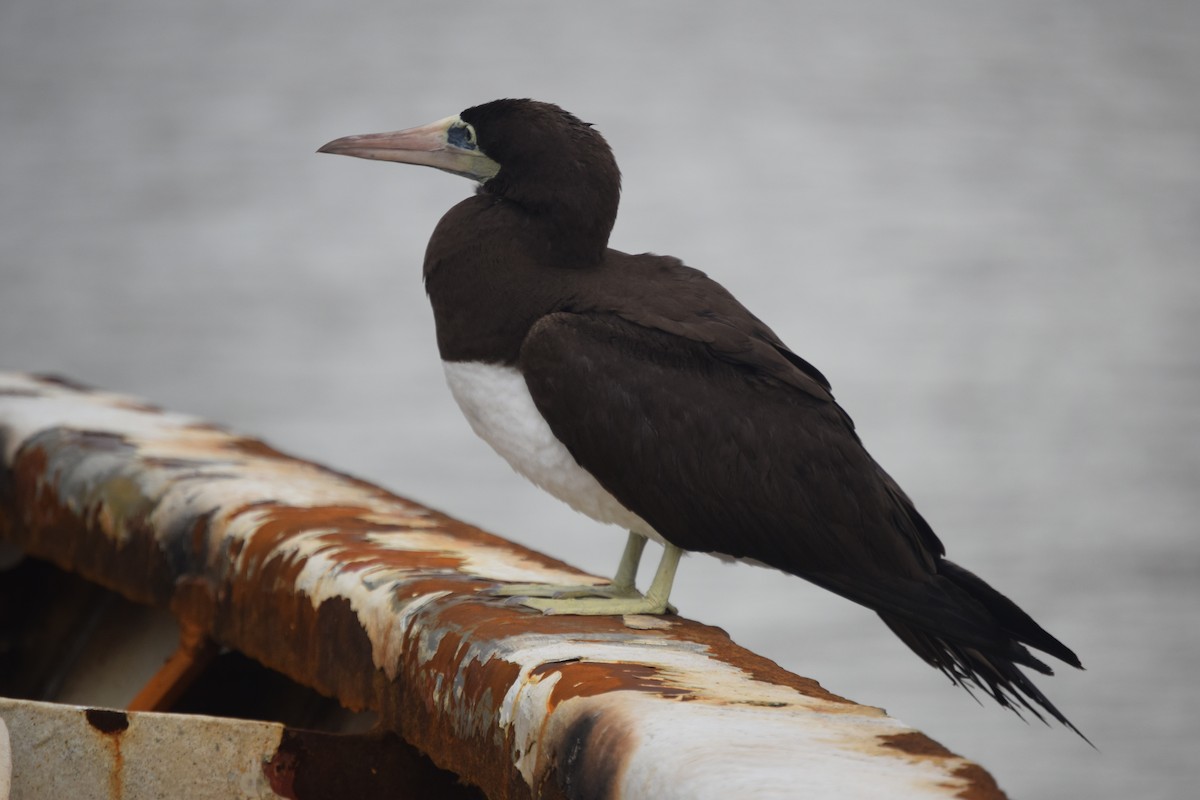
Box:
[442,360,663,544]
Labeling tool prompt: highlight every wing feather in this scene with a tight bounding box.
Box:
[519,311,940,590]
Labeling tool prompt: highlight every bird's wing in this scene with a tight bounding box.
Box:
[592,256,841,406]
[518,310,974,625]
[521,310,1086,732]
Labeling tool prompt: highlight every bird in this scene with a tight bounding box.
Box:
[318,98,1086,736]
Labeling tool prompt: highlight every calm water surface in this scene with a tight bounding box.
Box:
[3,2,1198,797]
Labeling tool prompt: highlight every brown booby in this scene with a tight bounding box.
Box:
[319,99,1086,736]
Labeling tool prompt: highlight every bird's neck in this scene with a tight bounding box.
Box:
[482,172,619,264]
[423,195,606,364]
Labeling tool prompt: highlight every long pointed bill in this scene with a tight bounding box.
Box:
[317,115,500,182]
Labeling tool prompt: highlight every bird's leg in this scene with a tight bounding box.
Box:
[641,542,682,610]
[491,531,648,599]
[610,531,648,592]
[520,542,682,616]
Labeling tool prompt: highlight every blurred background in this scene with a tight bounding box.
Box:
[2,0,1197,796]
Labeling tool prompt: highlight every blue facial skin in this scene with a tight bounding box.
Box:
[447,124,477,151]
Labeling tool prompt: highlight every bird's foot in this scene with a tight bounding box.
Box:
[491,581,639,600]
[491,581,676,615]
[493,537,682,616]
[517,594,676,616]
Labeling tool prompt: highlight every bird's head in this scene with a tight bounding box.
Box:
[319,99,621,260]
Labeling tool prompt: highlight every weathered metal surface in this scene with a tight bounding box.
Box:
[0,372,1007,799]
[0,697,481,800]
[0,697,287,799]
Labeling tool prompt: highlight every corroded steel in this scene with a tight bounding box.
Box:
[0,373,1007,800]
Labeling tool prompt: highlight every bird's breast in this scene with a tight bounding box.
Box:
[441,360,662,543]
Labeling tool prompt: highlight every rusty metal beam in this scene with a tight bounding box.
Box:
[0,372,1006,799]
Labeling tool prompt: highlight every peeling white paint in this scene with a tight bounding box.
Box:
[599,693,975,800]
[0,374,207,464]
[508,668,561,785]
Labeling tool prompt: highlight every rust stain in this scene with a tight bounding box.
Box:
[666,617,853,705]
[85,708,130,734]
[412,608,524,737]
[879,731,957,759]
[338,551,465,573]
[537,661,692,706]
[6,441,174,605]
[442,599,854,705]
[394,575,490,599]
[263,746,299,800]
[28,372,95,392]
[951,762,1009,800]
[214,434,287,461]
[235,505,379,572]
[85,708,128,798]
[878,733,1008,800]
[458,644,522,726]
[170,575,220,633]
[389,598,535,794]
[208,589,381,714]
[189,511,215,574]
[228,503,464,593]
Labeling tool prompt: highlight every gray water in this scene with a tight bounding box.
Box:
[2,1,1198,797]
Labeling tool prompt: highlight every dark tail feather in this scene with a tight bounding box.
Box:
[881,614,1092,745]
[879,559,1091,746]
[939,560,1083,669]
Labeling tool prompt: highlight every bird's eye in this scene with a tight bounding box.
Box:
[448,123,478,151]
